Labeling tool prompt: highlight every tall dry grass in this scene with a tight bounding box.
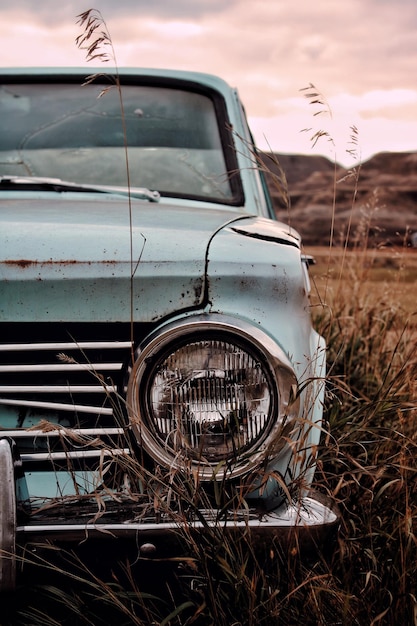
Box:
[309,248,417,626]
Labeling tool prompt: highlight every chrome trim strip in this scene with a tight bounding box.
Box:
[0,428,124,437]
[0,398,114,414]
[21,449,130,461]
[0,342,132,352]
[0,363,123,373]
[0,385,116,393]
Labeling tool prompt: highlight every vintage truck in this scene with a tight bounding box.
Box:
[0,67,338,591]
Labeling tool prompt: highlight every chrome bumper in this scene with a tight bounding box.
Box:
[17,492,339,553]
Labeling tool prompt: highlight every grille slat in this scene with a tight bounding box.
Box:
[0,428,124,437]
[0,341,132,352]
[0,385,117,393]
[0,363,123,372]
[21,449,131,462]
[0,399,114,415]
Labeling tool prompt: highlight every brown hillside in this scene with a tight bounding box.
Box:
[263,151,417,246]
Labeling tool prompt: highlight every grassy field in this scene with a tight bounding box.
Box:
[304,243,417,626]
[307,245,417,317]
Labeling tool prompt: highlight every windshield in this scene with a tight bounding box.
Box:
[0,80,240,203]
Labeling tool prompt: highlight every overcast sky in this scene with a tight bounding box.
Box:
[1,0,416,165]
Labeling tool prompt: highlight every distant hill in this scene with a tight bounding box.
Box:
[262,151,417,246]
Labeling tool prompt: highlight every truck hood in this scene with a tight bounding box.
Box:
[0,195,247,322]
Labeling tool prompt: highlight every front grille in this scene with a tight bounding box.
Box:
[0,340,129,422]
[0,323,151,487]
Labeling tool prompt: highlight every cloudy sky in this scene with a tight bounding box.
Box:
[1,0,416,166]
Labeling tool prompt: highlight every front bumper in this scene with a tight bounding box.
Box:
[1,430,339,591]
[17,491,339,554]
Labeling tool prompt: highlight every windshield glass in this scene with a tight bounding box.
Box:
[0,80,239,203]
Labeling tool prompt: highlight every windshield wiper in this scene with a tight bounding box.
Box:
[0,176,160,202]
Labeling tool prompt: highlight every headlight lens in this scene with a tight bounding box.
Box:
[127,317,298,480]
[149,338,273,463]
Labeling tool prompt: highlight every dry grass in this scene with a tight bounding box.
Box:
[298,221,417,625]
[308,245,417,318]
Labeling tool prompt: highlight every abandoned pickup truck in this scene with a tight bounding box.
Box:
[0,68,338,591]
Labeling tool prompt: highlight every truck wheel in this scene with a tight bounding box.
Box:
[0,438,16,592]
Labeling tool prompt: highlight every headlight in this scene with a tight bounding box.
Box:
[127,315,299,480]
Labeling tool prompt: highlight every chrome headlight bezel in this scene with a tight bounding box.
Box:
[127,315,299,480]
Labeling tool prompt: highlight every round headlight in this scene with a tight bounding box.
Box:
[127,316,298,480]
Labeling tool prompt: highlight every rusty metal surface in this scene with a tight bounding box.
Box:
[0,199,248,322]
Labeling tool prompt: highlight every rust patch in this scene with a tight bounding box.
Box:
[3,259,118,267]
[4,259,34,268]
